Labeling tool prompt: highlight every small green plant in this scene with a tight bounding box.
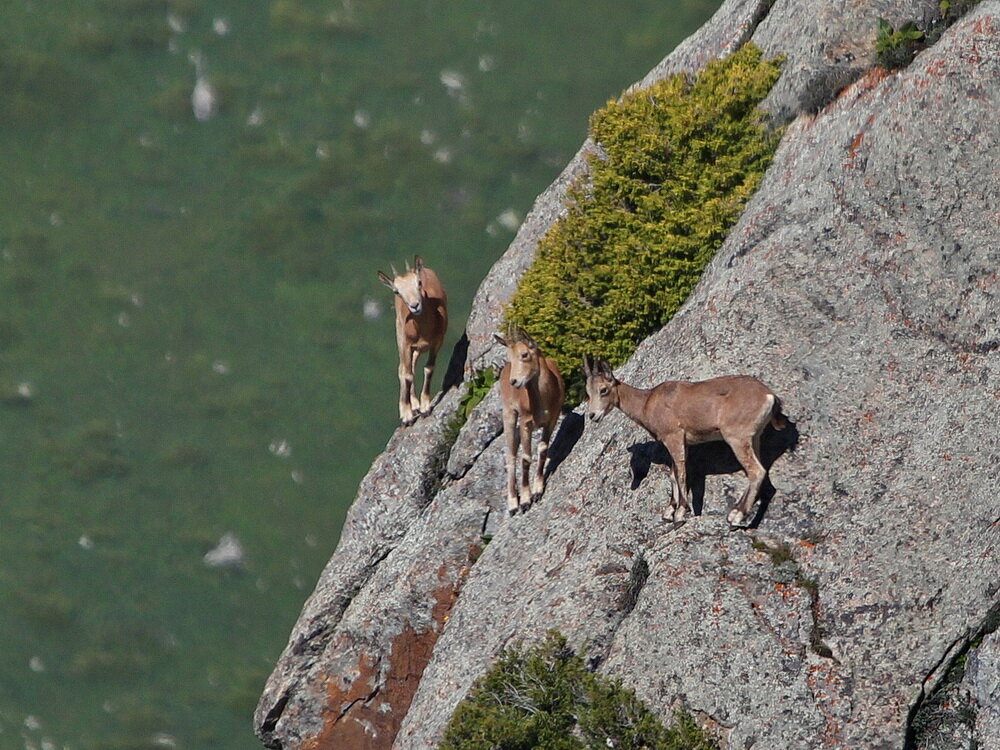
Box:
[875,18,925,68]
[441,631,718,750]
[442,367,499,448]
[751,537,833,659]
[506,44,782,401]
[458,368,499,424]
[876,0,984,69]
[428,369,501,502]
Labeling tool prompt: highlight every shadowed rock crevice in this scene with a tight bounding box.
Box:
[750,536,835,660]
[585,551,653,671]
[904,600,1000,749]
[445,383,504,481]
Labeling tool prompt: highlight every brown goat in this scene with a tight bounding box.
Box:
[583,356,786,527]
[495,327,565,515]
[378,255,448,425]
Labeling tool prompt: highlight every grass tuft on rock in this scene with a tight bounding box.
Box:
[441,631,718,750]
[506,44,782,401]
[875,0,985,69]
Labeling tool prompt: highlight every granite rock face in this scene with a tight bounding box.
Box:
[256,2,1000,748]
[966,629,1000,748]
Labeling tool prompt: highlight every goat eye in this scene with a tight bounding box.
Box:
[599,387,608,396]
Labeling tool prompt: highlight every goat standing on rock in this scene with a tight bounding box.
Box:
[378,256,447,425]
[583,356,786,527]
[496,327,565,516]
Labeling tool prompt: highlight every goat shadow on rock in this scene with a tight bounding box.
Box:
[544,412,585,479]
[441,332,470,392]
[627,419,800,526]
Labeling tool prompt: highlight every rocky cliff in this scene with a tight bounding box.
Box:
[255,1,1000,747]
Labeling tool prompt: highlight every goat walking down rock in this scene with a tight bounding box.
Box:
[583,356,786,527]
[495,328,565,515]
[378,256,448,425]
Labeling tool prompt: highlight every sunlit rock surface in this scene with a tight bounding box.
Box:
[256,2,1000,747]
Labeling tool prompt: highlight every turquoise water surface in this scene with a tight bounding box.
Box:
[0,1,717,747]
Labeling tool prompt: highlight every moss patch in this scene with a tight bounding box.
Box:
[441,631,718,750]
[506,45,782,400]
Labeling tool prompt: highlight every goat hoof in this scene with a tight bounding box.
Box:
[672,506,687,523]
[727,509,747,527]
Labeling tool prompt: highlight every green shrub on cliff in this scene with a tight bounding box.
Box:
[506,44,782,400]
[441,631,717,750]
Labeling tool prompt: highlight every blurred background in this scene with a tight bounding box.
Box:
[0,1,717,747]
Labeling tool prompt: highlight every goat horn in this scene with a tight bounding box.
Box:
[518,326,538,348]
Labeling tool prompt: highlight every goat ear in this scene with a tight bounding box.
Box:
[597,360,615,379]
[413,254,424,272]
[494,334,509,348]
[377,270,394,289]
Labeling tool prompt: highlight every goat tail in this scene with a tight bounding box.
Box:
[770,395,788,430]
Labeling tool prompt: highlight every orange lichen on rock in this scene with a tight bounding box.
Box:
[304,578,460,750]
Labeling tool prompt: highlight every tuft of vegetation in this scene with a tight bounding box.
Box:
[875,18,926,69]
[426,370,498,502]
[751,537,832,659]
[620,554,650,617]
[907,602,1000,748]
[876,0,984,69]
[457,368,499,424]
[506,44,782,401]
[750,537,794,566]
[441,631,718,750]
[907,646,978,749]
[443,367,499,447]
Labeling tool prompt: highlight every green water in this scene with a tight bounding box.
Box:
[0,1,718,747]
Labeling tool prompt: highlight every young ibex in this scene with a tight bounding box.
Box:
[495,327,565,515]
[583,356,786,527]
[378,256,448,425]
